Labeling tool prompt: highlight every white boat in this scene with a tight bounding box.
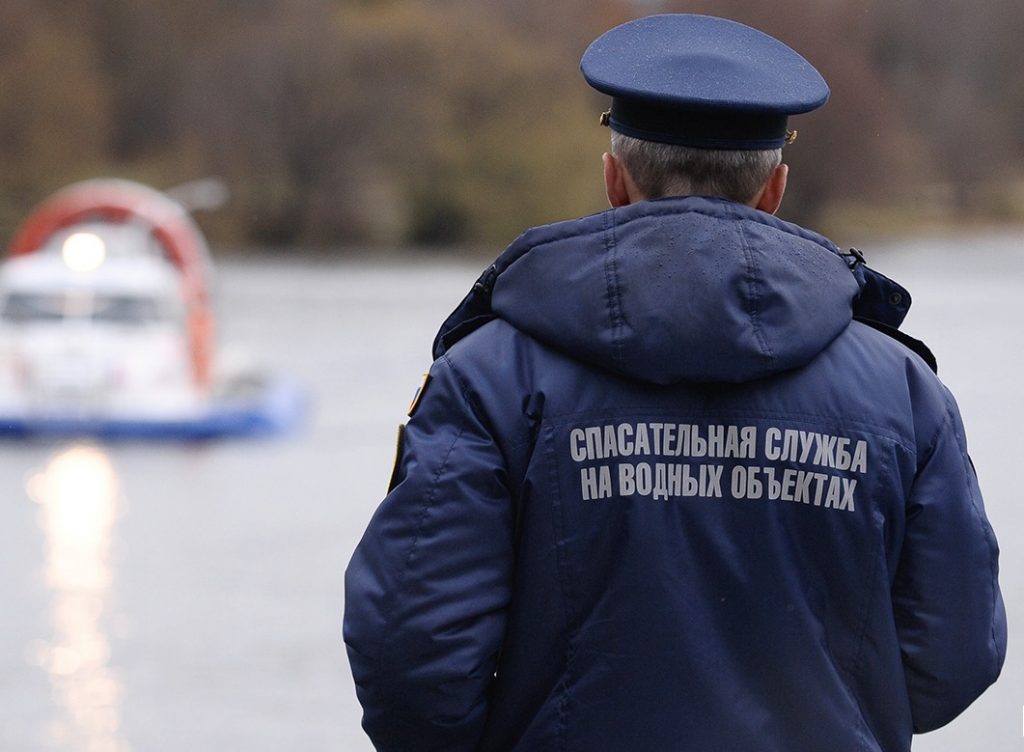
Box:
[0,179,303,439]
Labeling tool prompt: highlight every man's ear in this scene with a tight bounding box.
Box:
[603,152,633,208]
[754,163,788,215]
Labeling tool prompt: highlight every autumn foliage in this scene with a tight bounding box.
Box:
[0,0,1021,249]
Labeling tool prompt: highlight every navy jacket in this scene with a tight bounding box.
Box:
[344,197,1006,751]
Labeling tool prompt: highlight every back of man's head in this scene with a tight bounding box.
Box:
[610,133,782,204]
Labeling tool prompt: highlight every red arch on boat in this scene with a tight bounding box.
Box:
[7,179,215,386]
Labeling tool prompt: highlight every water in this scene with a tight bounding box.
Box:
[0,235,1019,751]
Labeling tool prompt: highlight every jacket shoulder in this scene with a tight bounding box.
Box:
[837,320,956,450]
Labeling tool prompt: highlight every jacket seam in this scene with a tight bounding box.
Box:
[737,222,776,373]
[840,447,891,751]
[602,210,626,368]
[544,423,576,752]
[373,392,465,674]
[916,400,952,471]
[943,397,1002,672]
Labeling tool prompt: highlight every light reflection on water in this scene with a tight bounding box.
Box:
[27,444,126,752]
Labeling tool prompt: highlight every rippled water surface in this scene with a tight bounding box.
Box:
[0,235,1020,751]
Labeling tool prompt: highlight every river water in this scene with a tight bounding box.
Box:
[0,233,1020,751]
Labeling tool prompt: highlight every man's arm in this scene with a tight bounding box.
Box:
[892,394,1007,733]
[344,354,514,751]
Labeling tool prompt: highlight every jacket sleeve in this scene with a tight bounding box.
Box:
[344,354,514,751]
[892,394,1007,733]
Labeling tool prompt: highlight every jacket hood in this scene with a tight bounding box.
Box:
[435,197,912,384]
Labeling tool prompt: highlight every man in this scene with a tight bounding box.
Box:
[344,14,1006,752]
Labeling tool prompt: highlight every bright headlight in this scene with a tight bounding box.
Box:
[61,232,107,272]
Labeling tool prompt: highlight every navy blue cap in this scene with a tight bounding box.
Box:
[581,14,830,150]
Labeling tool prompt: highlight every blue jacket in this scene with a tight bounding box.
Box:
[344,197,1006,752]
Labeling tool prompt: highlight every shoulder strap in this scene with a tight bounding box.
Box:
[842,248,937,374]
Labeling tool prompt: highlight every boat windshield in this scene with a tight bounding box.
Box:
[1,292,179,325]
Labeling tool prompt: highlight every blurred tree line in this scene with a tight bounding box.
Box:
[0,0,1021,250]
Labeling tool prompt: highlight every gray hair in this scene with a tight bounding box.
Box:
[610,132,782,204]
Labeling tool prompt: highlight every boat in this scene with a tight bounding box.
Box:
[0,179,304,439]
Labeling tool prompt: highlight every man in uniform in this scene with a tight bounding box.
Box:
[344,14,1005,752]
